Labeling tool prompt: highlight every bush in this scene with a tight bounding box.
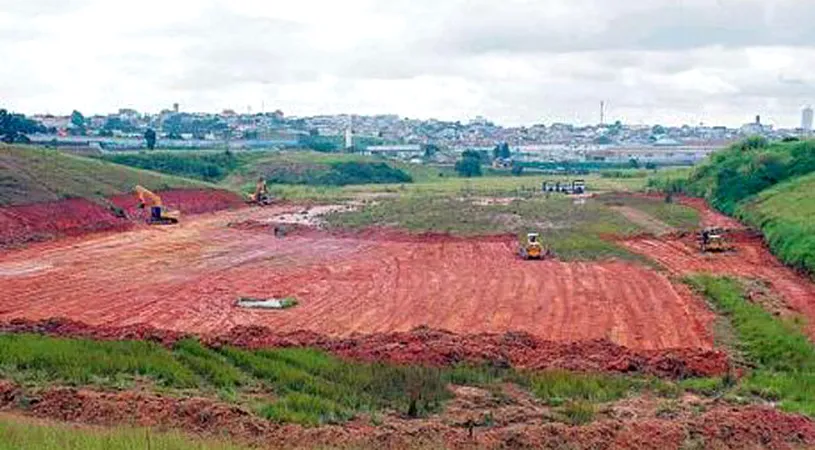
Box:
[455,155,482,177]
[101,151,241,182]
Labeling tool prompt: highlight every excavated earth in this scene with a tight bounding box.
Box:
[0,204,717,354]
[0,189,243,247]
[0,380,813,450]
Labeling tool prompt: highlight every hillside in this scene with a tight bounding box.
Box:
[0,145,210,207]
[737,172,815,274]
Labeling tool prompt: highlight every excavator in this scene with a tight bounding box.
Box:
[247,177,273,206]
[519,233,550,260]
[135,185,180,225]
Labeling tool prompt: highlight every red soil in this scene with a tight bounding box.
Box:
[0,198,130,247]
[0,205,716,352]
[623,230,815,339]
[0,380,812,449]
[0,189,243,248]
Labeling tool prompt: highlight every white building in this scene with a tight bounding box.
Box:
[344,128,354,149]
[802,106,813,133]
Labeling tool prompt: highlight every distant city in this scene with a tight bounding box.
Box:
[16,104,815,166]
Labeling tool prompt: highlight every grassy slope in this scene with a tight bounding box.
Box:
[0,145,211,207]
[736,172,815,275]
[0,416,249,450]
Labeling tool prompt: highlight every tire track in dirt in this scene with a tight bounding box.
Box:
[1,221,716,352]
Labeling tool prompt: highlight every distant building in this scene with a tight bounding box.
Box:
[365,144,423,159]
[802,106,813,133]
[173,103,180,113]
[344,128,354,149]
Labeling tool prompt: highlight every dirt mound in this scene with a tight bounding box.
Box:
[109,188,244,217]
[0,318,728,378]
[0,380,812,449]
[0,189,243,248]
[0,198,131,248]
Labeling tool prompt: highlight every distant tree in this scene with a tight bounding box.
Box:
[651,124,666,135]
[594,135,613,145]
[628,158,640,169]
[0,109,46,143]
[782,136,800,143]
[455,152,482,177]
[422,144,440,158]
[70,110,85,127]
[492,142,511,160]
[144,128,157,150]
[645,162,657,170]
[511,162,524,176]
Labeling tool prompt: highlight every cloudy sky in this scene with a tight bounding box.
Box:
[1,0,814,127]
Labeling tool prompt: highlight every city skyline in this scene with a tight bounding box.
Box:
[3,0,815,128]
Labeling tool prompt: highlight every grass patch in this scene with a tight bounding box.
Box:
[325,193,652,262]
[0,334,197,387]
[99,150,243,183]
[0,416,250,450]
[597,193,701,230]
[687,275,815,416]
[557,400,596,425]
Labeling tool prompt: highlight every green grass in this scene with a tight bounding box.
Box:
[0,334,197,387]
[325,193,652,262]
[687,275,815,416]
[597,193,701,230]
[736,172,815,276]
[0,145,211,206]
[0,417,250,450]
[99,150,243,183]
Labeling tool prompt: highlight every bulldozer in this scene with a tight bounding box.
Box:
[247,177,273,206]
[135,185,180,225]
[699,227,731,252]
[519,233,549,260]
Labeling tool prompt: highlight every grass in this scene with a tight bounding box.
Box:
[597,193,701,231]
[325,193,654,262]
[0,416,250,450]
[0,145,210,206]
[736,172,815,276]
[0,333,725,426]
[687,275,815,416]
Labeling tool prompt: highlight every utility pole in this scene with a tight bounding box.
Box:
[600,101,606,125]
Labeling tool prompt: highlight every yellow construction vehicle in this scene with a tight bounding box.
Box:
[135,185,180,225]
[699,227,731,252]
[247,177,273,206]
[519,233,548,260]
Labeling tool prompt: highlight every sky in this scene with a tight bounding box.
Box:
[1,0,814,127]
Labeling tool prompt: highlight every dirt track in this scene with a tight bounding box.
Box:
[0,203,716,351]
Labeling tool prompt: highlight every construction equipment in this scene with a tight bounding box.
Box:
[135,185,180,225]
[542,180,587,195]
[699,227,731,252]
[247,178,273,206]
[519,233,549,260]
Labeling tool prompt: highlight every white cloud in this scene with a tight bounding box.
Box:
[1,0,813,126]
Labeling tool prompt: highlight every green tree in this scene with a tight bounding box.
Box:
[423,144,440,158]
[628,158,640,169]
[455,152,482,177]
[0,109,46,143]
[144,128,157,150]
[492,142,511,160]
[511,162,524,176]
[70,110,85,128]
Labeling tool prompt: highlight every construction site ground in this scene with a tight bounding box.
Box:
[2,189,815,448]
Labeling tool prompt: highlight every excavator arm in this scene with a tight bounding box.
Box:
[135,185,163,208]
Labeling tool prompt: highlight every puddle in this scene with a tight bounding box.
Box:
[236,297,298,310]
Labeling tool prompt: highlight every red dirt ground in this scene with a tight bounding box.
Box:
[0,189,243,248]
[1,380,812,449]
[0,205,716,353]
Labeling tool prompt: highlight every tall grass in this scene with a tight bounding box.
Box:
[688,275,815,416]
[0,334,197,387]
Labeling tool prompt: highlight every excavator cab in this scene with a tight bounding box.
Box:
[135,185,180,225]
[248,178,273,206]
[519,233,546,260]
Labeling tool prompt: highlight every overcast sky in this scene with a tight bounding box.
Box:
[1,0,814,127]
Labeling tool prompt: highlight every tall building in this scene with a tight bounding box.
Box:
[802,106,813,133]
[344,128,354,149]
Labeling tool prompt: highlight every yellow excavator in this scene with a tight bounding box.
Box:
[519,233,549,260]
[247,177,273,206]
[135,185,180,225]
